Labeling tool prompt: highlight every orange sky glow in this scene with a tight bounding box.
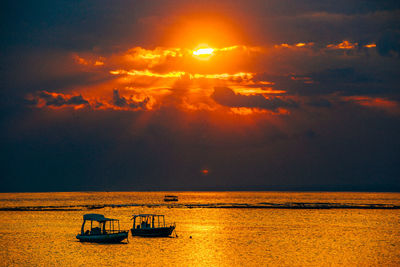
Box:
[4,1,400,193]
[28,13,384,118]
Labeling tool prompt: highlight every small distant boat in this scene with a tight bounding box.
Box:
[76,214,129,243]
[164,195,178,202]
[131,214,176,237]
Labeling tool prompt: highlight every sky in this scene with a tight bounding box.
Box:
[1,0,400,192]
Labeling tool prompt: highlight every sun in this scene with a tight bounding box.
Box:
[193,48,214,56]
[192,45,214,60]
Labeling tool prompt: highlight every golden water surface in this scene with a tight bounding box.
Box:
[0,192,399,266]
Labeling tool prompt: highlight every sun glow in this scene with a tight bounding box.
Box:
[193,48,214,56]
[192,46,215,60]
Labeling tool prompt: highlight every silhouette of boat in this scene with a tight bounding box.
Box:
[131,214,176,237]
[76,214,128,243]
[164,195,178,202]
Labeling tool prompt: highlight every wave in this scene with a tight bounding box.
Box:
[1,202,399,211]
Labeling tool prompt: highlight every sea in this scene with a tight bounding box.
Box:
[0,191,399,266]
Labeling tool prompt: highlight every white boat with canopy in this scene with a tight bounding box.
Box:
[76,214,128,243]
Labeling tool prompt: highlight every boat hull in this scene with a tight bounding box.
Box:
[131,226,175,237]
[76,231,128,243]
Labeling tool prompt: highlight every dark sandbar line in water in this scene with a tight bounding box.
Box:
[1,202,399,211]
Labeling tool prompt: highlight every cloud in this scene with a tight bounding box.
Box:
[326,40,358,50]
[343,95,400,115]
[36,91,89,108]
[112,89,150,109]
[20,41,392,113]
[211,87,298,111]
[29,89,152,111]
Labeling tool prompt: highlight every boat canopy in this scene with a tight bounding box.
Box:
[83,214,116,222]
[132,214,164,218]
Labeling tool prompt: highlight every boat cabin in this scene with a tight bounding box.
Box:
[132,214,168,229]
[80,213,122,236]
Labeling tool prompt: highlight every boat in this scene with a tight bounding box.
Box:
[131,214,176,237]
[76,213,129,243]
[164,195,178,202]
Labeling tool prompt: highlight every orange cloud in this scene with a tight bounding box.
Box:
[230,86,286,95]
[94,61,104,66]
[122,47,184,68]
[110,68,254,82]
[230,107,265,115]
[290,76,315,84]
[72,53,106,67]
[32,44,289,115]
[230,107,290,116]
[344,96,400,114]
[33,42,385,117]
[110,69,187,78]
[327,40,357,50]
[73,54,89,65]
[364,43,376,48]
[274,42,314,49]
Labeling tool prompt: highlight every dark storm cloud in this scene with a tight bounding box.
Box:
[38,91,89,107]
[211,87,298,110]
[112,89,150,109]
